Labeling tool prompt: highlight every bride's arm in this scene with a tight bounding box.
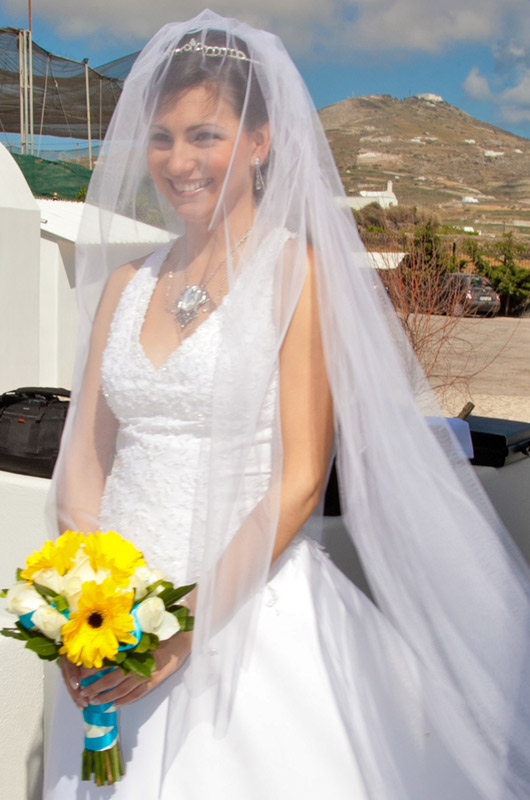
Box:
[76,247,333,708]
[57,264,136,532]
[273,244,334,560]
[59,262,142,704]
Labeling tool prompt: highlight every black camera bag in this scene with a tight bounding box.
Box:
[0,387,70,478]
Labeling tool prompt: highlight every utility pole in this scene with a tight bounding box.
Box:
[83,59,93,169]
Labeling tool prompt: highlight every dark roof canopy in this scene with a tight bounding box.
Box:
[0,27,137,140]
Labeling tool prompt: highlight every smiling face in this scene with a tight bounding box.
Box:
[147,84,267,227]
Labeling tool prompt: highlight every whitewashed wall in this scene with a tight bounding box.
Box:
[0,145,41,390]
[38,235,78,389]
[0,146,79,394]
[0,472,53,800]
[0,145,68,799]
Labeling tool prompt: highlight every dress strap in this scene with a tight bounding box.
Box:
[105,243,174,356]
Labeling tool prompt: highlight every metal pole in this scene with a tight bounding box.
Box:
[38,56,50,156]
[18,30,27,154]
[23,31,30,155]
[84,59,93,169]
[28,0,32,32]
[28,29,34,154]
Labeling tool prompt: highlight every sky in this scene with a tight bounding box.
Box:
[1,0,530,140]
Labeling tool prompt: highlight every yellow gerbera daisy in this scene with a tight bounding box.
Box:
[21,530,84,581]
[84,531,145,586]
[60,578,136,669]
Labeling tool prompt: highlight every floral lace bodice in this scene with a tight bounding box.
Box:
[99,230,289,583]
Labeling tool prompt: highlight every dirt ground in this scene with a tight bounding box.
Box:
[426,316,530,422]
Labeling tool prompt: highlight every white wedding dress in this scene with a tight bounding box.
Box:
[44,232,480,800]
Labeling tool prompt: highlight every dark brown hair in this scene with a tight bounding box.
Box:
[152,29,268,132]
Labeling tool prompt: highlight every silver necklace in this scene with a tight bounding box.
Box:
[165,228,251,330]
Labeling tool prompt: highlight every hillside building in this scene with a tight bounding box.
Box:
[343,180,398,211]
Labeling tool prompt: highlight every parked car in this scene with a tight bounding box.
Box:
[439,273,501,316]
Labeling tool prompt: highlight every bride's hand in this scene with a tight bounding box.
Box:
[60,655,91,708]
[60,631,192,709]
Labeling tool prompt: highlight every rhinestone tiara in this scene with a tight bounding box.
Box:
[171,37,254,63]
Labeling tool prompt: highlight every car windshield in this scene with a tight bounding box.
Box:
[470,276,489,288]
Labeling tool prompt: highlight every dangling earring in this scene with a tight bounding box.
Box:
[254,157,264,192]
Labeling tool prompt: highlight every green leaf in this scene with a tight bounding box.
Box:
[53,595,69,613]
[133,633,151,654]
[32,585,70,612]
[100,657,121,670]
[140,579,167,599]
[171,607,195,632]
[1,627,27,641]
[113,651,127,664]
[25,636,60,657]
[122,652,156,679]
[179,616,195,633]
[158,583,196,608]
[39,651,61,662]
[0,589,7,598]
[14,621,33,639]
[16,568,23,581]
[33,582,58,601]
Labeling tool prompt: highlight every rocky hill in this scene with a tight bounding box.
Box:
[320,94,530,237]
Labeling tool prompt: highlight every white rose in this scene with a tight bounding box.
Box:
[67,553,97,585]
[31,568,63,595]
[94,568,112,584]
[62,575,83,612]
[31,605,66,643]
[6,583,47,617]
[128,566,166,601]
[136,596,180,640]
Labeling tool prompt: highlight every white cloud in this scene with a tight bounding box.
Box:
[0,0,524,58]
[496,71,530,123]
[463,67,494,102]
[1,0,328,54]
[464,66,530,126]
[462,2,530,130]
[347,0,503,53]
[3,0,530,128]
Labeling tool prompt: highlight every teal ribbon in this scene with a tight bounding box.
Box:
[19,610,36,629]
[118,603,141,652]
[19,600,142,752]
[80,606,141,752]
[82,669,118,751]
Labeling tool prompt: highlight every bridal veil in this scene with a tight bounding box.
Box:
[49,9,530,798]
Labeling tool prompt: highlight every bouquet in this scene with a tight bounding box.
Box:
[1,530,195,786]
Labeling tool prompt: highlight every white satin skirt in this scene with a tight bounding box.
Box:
[43,537,480,800]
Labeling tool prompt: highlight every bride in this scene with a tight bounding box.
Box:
[44,10,530,799]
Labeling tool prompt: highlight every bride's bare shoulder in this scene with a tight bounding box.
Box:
[102,246,167,304]
[105,253,149,294]
[93,251,157,332]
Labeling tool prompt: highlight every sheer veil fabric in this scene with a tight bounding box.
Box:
[48,9,530,797]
